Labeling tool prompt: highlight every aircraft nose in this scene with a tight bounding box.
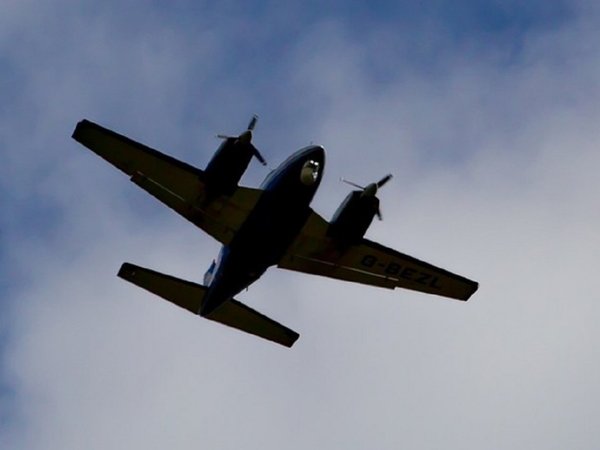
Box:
[299,146,325,186]
[309,145,325,163]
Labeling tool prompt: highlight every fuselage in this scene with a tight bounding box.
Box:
[200,145,325,316]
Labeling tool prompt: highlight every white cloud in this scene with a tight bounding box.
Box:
[3,3,600,450]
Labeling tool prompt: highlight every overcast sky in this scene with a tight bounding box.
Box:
[2,1,600,449]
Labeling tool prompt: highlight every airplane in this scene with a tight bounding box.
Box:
[72,116,478,348]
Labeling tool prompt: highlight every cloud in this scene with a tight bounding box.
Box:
[2,2,600,449]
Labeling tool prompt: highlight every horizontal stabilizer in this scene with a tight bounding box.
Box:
[118,263,299,347]
[118,263,205,313]
[208,299,299,348]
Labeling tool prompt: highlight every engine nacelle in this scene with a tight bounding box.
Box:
[327,190,379,244]
[203,138,255,198]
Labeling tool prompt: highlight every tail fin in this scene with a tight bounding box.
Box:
[118,263,299,347]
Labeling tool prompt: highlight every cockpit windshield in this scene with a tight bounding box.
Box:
[300,160,320,185]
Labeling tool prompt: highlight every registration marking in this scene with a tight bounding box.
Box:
[360,254,442,289]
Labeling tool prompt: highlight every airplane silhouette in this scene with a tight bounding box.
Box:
[72,117,478,347]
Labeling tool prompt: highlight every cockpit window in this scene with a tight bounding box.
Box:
[300,160,320,185]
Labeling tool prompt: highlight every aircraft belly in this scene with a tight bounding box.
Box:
[202,147,322,316]
[203,191,311,311]
[232,190,312,266]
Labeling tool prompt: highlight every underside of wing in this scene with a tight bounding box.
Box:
[72,119,261,244]
[278,209,478,301]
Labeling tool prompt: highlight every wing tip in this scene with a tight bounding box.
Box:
[71,118,93,141]
[285,330,300,348]
[461,280,479,301]
[117,262,136,280]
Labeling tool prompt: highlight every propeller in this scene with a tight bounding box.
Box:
[216,114,267,165]
[340,173,393,220]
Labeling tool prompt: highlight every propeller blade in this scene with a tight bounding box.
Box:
[247,114,258,131]
[340,178,365,190]
[216,115,258,140]
[251,144,267,166]
[340,174,392,220]
[214,116,267,166]
[376,174,393,188]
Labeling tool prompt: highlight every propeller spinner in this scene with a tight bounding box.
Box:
[340,173,393,220]
[216,114,267,166]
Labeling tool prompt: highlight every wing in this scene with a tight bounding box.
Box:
[72,119,261,245]
[278,209,478,301]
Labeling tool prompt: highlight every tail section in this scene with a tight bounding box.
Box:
[117,263,299,347]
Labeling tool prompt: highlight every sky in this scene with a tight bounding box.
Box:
[2,1,600,448]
